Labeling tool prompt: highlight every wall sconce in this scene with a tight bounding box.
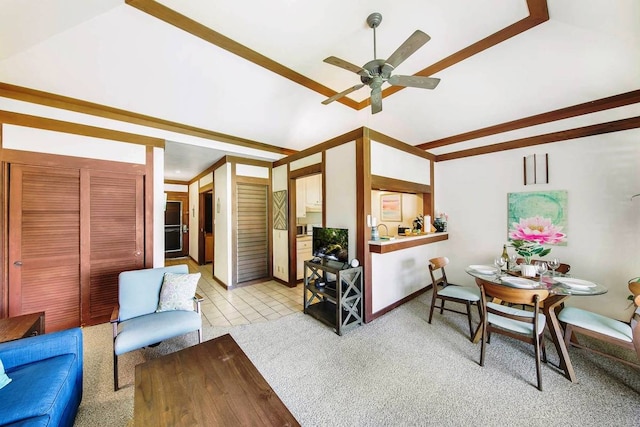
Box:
[216,197,221,213]
[524,153,548,185]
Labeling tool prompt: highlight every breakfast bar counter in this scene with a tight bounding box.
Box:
[369,232,448,253]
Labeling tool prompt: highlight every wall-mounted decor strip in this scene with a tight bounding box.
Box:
[418,89,640,150]
[436,116,640,162]
[0,82,294,156]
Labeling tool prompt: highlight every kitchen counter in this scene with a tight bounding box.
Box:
[368,232,448,254]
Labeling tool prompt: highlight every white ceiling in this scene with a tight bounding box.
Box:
[0,0,638,181]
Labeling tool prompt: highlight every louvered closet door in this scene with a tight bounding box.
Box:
[8,165,81,332]
[82,170,144,326]
[236,184,268,283]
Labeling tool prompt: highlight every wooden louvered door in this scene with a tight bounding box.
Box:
[82,170,144,326]
[8,165,81,332]
[236,183,268,284]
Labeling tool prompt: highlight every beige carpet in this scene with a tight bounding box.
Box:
[74,292,640,426]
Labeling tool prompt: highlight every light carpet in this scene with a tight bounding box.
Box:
[74,292,640,426]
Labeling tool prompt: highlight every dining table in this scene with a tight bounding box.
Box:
[465,264,608,383]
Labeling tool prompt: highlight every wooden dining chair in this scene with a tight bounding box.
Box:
[475,277,549,391]
[428,257,481,340]
[557,277,640,369]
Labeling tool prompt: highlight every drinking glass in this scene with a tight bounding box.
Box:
[535,261,548,283]
[509,253,518,271]
[494,257,506,277]
[548,258,560,276]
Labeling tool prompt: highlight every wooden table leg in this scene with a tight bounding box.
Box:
[542,295,576,382]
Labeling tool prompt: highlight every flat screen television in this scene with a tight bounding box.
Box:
[312,227,348,263]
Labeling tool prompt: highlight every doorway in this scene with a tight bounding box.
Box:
[198,191,213,265]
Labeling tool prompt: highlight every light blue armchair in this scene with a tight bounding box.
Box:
[111,265,203,390]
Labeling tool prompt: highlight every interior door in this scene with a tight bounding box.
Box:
[8,165,81,332]
[82,170,144,326]
[236,183,268,284]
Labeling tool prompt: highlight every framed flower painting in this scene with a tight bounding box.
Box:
[507,190,568,246]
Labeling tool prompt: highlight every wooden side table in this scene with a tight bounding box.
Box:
[0,312,45,344]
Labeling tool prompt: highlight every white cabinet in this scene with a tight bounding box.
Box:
[304,174,322,211]
[296,179,306,218]
[296,236,313,280]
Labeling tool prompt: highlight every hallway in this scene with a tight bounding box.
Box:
[166,258,304,327]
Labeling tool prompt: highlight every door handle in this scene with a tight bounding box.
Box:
[14,261,22,266]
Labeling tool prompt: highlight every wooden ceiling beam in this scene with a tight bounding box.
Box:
[436,116,640,162]
[125,0,359,110]
[418,89,640,150]
[360,0,550,109]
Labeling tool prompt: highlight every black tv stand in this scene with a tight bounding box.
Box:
[303,260,363,335]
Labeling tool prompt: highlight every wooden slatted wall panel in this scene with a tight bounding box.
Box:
[85,171,144,325]
[236,184,268,283]
[9,165,81,332]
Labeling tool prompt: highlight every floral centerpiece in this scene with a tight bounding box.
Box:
[509,216,566,267]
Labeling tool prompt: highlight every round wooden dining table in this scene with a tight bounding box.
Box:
[465,265,608,383]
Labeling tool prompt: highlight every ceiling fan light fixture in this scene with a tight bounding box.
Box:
[321,12,440,114]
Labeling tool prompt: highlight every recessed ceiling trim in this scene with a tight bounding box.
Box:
[126,0,548,111]
[436,115,640,162]
[418,89,640,150]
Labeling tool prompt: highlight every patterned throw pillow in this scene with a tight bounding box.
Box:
[156,272,201,312]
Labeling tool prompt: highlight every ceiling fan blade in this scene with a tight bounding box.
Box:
[370,87,382,114]
[323,56,368,77]
[322,84,365,105]
[388,74,440,89]
[382,30,431,75]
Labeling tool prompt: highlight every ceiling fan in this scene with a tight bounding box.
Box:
[322,12,440,114]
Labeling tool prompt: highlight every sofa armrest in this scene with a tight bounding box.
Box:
[0,327,83,372]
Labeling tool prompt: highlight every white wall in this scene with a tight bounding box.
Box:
[188,181,199,259]
[370,140,430,185]
[325,141,357,262]
[436,130,640,320]
[214,164,231,285]
[272,164,288,281]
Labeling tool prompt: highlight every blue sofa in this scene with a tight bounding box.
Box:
[0,328,83,427]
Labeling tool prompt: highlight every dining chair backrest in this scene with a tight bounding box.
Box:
[516,258,570,274]
[475,277,549,390]
[428,256,450,287]
[477,279,549,308]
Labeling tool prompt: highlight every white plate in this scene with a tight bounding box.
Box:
[469,265,496,275]
[555,277,596,289]
[501,277,539,288]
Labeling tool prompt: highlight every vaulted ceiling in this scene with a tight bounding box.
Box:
[1,0,639,180]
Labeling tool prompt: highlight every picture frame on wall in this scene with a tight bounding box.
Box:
[380,193,402,222]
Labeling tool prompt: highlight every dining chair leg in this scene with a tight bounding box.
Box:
[465,301,473,339]
[535,336,543,391]
[428,296,437,324]
[440,300,445,315]
[541,335,547,363]
[480,325,487,367]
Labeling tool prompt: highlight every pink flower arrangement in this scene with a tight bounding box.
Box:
[509,216,566,264]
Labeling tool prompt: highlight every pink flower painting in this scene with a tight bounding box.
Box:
[509,216,566,245]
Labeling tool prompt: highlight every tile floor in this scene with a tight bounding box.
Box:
[166,258,304,327]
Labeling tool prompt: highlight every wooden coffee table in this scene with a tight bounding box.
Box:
[134,333,299,427]
[0,312,45,343]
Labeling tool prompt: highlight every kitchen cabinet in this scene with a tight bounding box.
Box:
[305,174,322,211]
[296,235,313,280]
[296,178,306,218]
